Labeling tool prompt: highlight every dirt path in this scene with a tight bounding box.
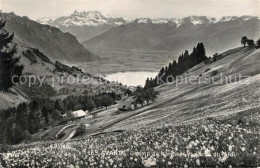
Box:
[56,124,75,136]
[64,130,76,141]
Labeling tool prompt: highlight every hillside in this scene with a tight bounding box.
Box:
[104,47,260,131]
[1,46,259,167]
[84,16,260,56]
[23,46,260,142]
[0,43,102,110]
[67,47,259,134]
[2,12,96,64]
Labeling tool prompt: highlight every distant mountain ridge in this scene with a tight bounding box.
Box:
[83,15,260,55]
[36,12,259,42]
[2,12,96,64]
[131,16,255,25]
[37,11,257,27]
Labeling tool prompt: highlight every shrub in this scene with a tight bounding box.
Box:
[213,53,219,62]
[204,57,212,64]
[74,124,86,137]
[211,70,218,76]
[57,132,65,140]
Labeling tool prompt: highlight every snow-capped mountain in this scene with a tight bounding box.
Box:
[36,11,260,43]
[36,10,131,41]
[130,15,260,26]
[130,15,259,26]
[37,10,130,27]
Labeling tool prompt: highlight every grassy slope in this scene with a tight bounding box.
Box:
[103,47,260,131]
[10,46,259,141]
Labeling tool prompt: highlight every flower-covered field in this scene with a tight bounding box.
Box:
[1,112,259,168]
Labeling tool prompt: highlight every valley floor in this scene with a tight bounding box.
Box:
[77,48,178,74]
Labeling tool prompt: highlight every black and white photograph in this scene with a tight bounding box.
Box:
[0,0,259,167]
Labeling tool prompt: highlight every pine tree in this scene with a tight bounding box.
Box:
[172,60,177,78]
[149,42,207,87]
[196,42,207,63]
[0,11,23,91]
[145,78,150,88]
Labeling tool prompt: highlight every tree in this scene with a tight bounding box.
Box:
[212,53,219,62]
[100,95,114,109]
[145,78,150,89]
[73,103,83,111]
[52,109,61,120]
[149,42,208,87]
[196,42,207,63]
[143,88,159,104]
[257,38,260,48]
[247,39,255,48]
[55,100,65,112]
[16,102,29,131]
[86,99,96,117]
[0,11,24,91]
[241,36,248,47]
[74,123,86,137]
[124,89,132,96]
[134,92,145,107]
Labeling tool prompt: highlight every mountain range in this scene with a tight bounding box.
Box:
[2,12,96,64]
[83,15,260,56]
[36,11,260,54]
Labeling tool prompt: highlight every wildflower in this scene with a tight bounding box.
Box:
[196,159,200,166]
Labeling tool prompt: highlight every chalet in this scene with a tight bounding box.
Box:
[71,110,87,119]
[118,98,135,111]
[128,86,136,92]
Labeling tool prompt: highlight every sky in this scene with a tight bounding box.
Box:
[1,0,260,19]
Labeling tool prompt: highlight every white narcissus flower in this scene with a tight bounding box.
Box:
[196,159,200,166]
[228,145,233,151]
[205,148,211,157]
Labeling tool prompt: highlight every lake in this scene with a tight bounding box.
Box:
[105,71,158,87]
